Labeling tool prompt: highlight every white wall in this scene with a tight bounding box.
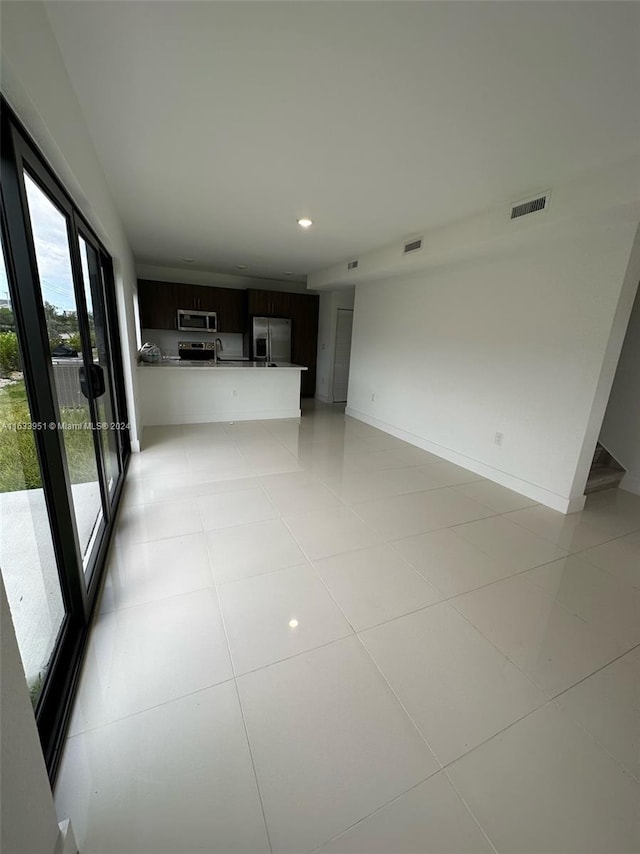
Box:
[1,0,142,451]
[347,219,640,512]
[600,280,640,495]
[0,578,69,854]
[316,288,355,403]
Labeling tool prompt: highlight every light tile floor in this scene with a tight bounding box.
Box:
[54,403,640,854]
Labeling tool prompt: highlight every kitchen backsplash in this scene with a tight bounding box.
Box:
[141,329,246,358]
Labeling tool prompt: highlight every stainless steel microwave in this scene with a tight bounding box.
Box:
[177,309,217,333]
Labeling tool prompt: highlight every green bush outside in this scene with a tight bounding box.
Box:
[67,332,82,351]
[0,331,20,375]
[0,307,15,332]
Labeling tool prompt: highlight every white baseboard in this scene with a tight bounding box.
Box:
[144,409,301,426]
[56,819,78,854]
[345,406,583,514]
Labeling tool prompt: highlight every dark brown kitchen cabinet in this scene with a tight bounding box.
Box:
[290,292,319,397]
[138,279,180,330]
[137,280,246,332]
[209,287,246,333]
[191,285,245,332]
[178,284,200,311]
[247,288,293,318]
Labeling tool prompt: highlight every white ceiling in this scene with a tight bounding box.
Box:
[44,1,640,283]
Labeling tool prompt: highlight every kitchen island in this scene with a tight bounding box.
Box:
[138,360,307,426]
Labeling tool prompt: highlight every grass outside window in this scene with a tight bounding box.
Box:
[0,378,98,493]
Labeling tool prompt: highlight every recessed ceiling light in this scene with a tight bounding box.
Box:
[235,264,248,270]
[182,257,194,263]
[284,271,294,276]
[297,218,313,229]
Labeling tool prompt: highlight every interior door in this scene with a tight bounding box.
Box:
[332,309,354,402]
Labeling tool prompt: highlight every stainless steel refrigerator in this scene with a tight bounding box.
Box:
[252,317,291,362]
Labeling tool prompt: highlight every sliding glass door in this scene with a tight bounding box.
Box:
[22,171,107,577]
[0,100,129,776]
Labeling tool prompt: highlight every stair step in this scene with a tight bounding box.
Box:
[585,466,626,494]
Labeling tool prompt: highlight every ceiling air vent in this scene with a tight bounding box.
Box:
[510,192,550,220]
[347,260,359,270]
[403,237,423,255]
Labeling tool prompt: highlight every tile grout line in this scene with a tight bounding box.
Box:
[446,565,640,701]
[549,639,640,706]
[274,499,456,833]
[503,509,640,560]
[442,768,500,854]
[204,531,275,854]
[435,655,640,792]
[306,773,462,854]
[63,676,238,742]
[274,492,448,769]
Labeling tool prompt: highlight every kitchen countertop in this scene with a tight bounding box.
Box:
[140,359,307,370]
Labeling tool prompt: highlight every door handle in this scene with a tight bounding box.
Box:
[79,363,106,399]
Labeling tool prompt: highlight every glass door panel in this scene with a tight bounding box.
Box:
[22,171,104,568]
[0,235,66,709]
[78,236,119,496]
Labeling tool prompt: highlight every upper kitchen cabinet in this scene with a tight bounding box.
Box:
[138,279,179,330]
[197,286,246,332]
[247,288,293,318]
[137,280,246,332]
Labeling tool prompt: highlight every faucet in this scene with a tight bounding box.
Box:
[214,337,223,364]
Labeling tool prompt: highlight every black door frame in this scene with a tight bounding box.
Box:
[0,99,130,779]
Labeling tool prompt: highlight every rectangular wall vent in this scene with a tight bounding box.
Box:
[403,237,423,255]
[347,260,359,270]
[510,193,549,220]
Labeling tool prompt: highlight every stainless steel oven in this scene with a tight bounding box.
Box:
[178,340,217,360]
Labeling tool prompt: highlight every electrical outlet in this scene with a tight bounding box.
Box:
[232,389,238,398]
[321,376,325,385]
[371,393,375,402]
[494,431,503,446]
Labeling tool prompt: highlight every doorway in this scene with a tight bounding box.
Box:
[332,309,354,403]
